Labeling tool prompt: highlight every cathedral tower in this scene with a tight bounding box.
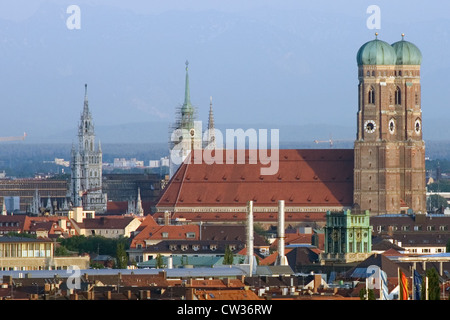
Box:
[353,33,426,215]
[169,61,202,178]
[69,84,107,212]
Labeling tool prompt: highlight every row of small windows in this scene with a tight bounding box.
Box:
[375,225,449,232]
[0,243,52,258]
[361,70,420,77]
[367,87,419,105]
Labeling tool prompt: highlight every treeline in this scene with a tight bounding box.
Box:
[56,235,130,269]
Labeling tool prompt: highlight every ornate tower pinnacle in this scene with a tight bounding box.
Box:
[205,96,216,149]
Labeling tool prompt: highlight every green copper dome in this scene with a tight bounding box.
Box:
[356,37,397,66]
[391,36,422,65]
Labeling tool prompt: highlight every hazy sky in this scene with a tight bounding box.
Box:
[0,1,449,143]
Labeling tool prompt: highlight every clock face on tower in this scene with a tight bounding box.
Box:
[190,128,195,137]
[364,120,376,134]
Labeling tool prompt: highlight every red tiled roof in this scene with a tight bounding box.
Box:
[194,289,261,300]
[152,211,326,224]
[130,224,199,248]
[382,248,404,257]
[157,149,353,212]
[259,249,294,265]
[78,216,136,229]
[106,201,154,215]
[0,215,28,233]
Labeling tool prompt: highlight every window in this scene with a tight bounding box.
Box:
[186,232,196,239]
[162,232,169,238]
[368,87,375,104]
[395,87,401,104]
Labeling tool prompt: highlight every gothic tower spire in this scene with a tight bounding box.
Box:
[183,61,191,110]
[70,84,107,212]
[83,83,90,117]
[205,96,216,149]
[169,61,201,178]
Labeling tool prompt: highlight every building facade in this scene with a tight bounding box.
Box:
[353,34,426,216]
[68,84,107,213]
[0,179,68,214]
[321,209,372,263]
[0,236,89,271]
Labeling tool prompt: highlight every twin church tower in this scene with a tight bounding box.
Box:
[354,33,426,215]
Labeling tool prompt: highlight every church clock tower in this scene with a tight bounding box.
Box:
[354,33,426,215]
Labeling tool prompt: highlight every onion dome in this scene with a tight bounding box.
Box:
[391,34,422,65]
[356,33,397,66]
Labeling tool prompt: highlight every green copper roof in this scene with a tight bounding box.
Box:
[356,37,397,66]
[391,36,422,65]
[181,60,193,113]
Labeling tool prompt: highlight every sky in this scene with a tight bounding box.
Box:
[0,0,449,143]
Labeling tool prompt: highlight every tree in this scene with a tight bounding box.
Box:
[156,254,164,269]
[115,242,128,269]
[223,245,234,265]
[421,268,441,300]
[426,194,449,213]
[359,287,375,300]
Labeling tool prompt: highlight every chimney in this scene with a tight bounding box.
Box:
[276,200,288,266]
[246,200,254,275]
[124,290,132,300]
[105,291,112,300]
[158,270,167,280]
[3,275,12,286]
[139,290,151,300]
[313,274,322,293]
[164,211,171,225]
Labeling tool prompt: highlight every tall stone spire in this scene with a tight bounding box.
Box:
[205,96,216,149]
[83,83,90,117]
[136,187,144,216]
[208,96,214,131]
[182,60,192,111]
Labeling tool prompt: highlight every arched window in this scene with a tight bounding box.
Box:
[368,87,375,104]
[395,87,401,105]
